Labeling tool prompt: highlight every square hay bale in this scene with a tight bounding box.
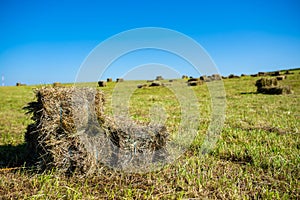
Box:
[228,74,240,78]
[24,87,169,174]
[24,87,106,174]
[16,82,26,86]
[182,75,188,79]
[187,81,202,86]
[98,81,107,87]
[255,78,293,95]
[187,78,200,82]
[53,82,62,87]
[116,78,124,82]
[211,74,222,80]
[155,76,164,81]
[271,71,280,76]
[258,72,267,76]
[106,117,169,170]
[255,78,278,89]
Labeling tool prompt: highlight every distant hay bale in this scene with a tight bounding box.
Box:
[228,74,240,79]
[222,76,228,79]
[258,72,267,76]
[276,75,286,81]
[200,75,211,82]
[53,82,62,87]
[187,78,203,86]
[188,81,202,86]
[271,71,280,76]
[116,78,124,82]
[16,82,26,86]
[255,78,292,95]
[98,81,107,87]
[182,75,188,79]
[155,76,164,81]
[107,78,112,82]
[241,74,247,77]
[211,74,222,80]
[250,74,258,77]
[24,87,169,174]
[147,80,154,83]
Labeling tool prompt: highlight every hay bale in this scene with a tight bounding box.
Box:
[106,116,169,168]
[107,78,112,82]
[187,78,203,86]
[255,78,278,89]
[258,72,267,76]
[16,82,26,86]
[24,87,106,173]
[276,75,286,81]
[228,74,240,79]
[182,75,188,79]
[53,82,62,87]
[271,71,280,76]
[211,74,222,80]
[116,78,124,82]
[98,81,107,87]
[188,81,202,86]
[200,75,212,82]
[24,87,169,173]
[250,74,258,77]
[255,78,292,95]
[155,76,164,81]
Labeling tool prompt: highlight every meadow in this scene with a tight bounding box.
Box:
[0,70,299,199]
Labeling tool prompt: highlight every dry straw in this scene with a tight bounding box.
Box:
[24,87,169,174]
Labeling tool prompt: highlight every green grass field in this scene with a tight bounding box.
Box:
[0,71,299,199]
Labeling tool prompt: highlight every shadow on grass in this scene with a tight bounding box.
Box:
[240,92,257,95]
[0,143,30,168]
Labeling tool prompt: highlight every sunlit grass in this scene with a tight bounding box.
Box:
[0,70,299,199]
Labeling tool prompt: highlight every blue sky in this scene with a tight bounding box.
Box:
[0,0,299,85]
